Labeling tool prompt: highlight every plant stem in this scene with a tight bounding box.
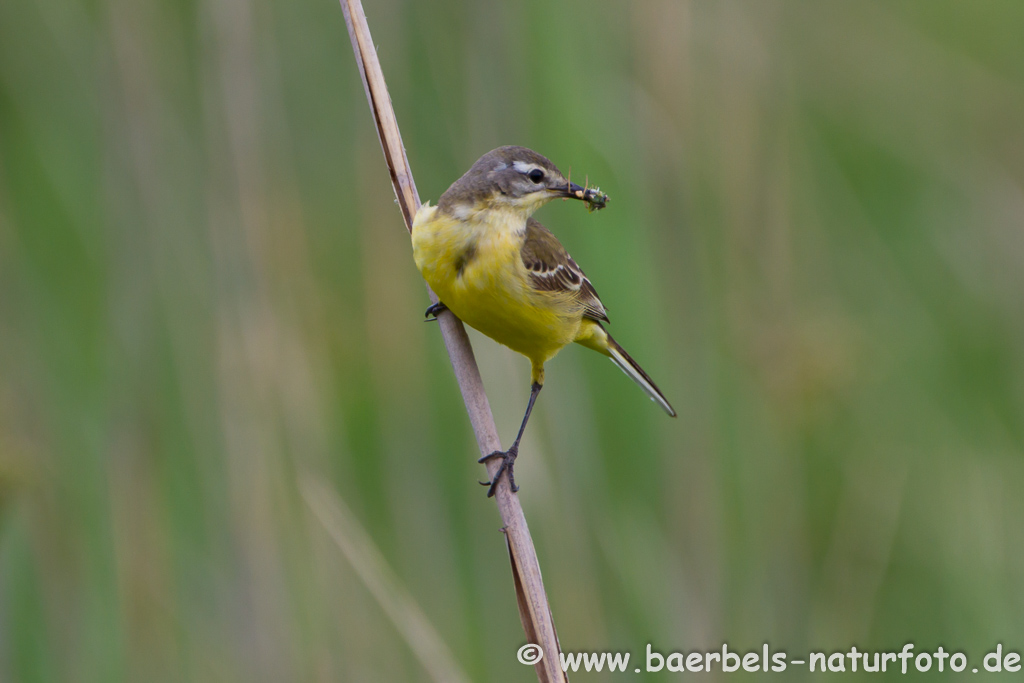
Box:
[336,1,566,681]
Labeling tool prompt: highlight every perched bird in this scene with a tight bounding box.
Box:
[412,146,675,496]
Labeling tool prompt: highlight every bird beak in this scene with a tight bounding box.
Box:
[554,181,609,210]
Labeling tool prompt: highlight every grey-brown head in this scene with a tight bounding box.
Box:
[438,146,607,217]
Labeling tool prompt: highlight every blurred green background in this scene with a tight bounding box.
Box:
[2,0,1023,680]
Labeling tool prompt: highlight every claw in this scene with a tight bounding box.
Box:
[478,446,519,497]
[424,301,448,322]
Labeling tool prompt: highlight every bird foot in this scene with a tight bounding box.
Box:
[478,445,519,497]
[424,301,448,322]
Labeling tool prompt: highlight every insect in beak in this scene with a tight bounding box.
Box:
[559,178,609,212]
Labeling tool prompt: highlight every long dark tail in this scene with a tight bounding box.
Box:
[605,332,676,417]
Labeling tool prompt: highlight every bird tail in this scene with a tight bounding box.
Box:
[606,334,676,417]
[577,321,676,417]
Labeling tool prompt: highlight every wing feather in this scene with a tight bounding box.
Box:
[521,218,609,323]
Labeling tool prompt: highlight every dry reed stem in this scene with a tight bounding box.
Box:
[336,1,566,681]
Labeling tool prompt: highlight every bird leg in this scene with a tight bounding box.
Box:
[424,301,448,321]
[479,382,542,497]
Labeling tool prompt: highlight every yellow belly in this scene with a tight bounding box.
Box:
[411,204,581,366]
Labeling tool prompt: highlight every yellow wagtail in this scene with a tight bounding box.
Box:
[412,146,675,496]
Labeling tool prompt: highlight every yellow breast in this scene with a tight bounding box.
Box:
[411,203,581,365]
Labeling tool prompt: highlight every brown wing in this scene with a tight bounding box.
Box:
[520,218,609,323]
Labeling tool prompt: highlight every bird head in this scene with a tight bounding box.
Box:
[438,146,607,218]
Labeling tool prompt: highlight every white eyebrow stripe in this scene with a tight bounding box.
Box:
[492,162,507,171]
[513,161,538,173]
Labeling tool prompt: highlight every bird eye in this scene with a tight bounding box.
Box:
[528,169,545,184]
